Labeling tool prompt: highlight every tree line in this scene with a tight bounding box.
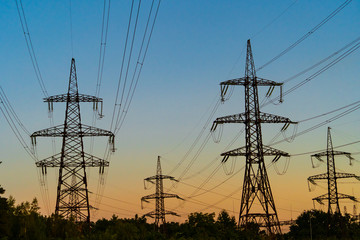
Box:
[1,185,360,239]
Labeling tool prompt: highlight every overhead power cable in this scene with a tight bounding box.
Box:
[262,38,360,108]
[113,0,162,136]
[268,99,360,145]
[113,0,143,132]
[292,140,360,157]
[271,103,360,146]
[257,0,352,71]
[0,87,36,161]
[109,0,136,133]
[282,36,360,85]
[168,99,221,175]
[0,86,52,214]
[14,0,49,97]
[228,1,298,78]
[90,0,111,153]
[250,0,298,39]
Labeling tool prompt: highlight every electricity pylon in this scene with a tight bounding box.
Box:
[308,127,359,214]
[211,39,297,234]
[141,156,183,232]
[31,58,115,222]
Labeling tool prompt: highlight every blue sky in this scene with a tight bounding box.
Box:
[1,0,360,223]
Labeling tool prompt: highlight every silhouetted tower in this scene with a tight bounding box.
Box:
[141,156,183,232]
[211,40,297,234]
[31,58,115,222]
[308,127,359,214]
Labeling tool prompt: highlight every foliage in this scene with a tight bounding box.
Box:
[2,186,360,240]
[286,209,360,240]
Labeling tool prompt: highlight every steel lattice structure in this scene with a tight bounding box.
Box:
[31,58,115,222]
[141,156,183,232]
[211,40,297,234]
[308,127,359,214]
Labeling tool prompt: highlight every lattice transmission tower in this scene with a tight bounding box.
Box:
[31,58,115,222]
[308,127,359,214]
[211,40,297,234]
[141,156,183,232]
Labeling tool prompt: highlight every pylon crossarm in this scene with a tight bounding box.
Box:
[162,193,183,200]
[308,173,327,183]
[164,210,180,217]
[220,77,282,87]
[312,150,352,158]
[141,193,156,200]
[145,175,177,181]
[313,193,328,204]
[335,172,360,180]
[211,112,297,131]
[337,193,357,202]
[31,124,113,138]
[45,93,102,103]
[143,211,155,218]
[35,152,109,168]
[220,145,289,163]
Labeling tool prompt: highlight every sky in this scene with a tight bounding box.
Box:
[1,0,360,227]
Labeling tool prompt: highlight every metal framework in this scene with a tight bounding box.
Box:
[31,58,115,222]
[141,156,183,232]
[308,127,359,214]
[211,40,297,234]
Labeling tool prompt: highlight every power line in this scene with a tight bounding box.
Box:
[262,38,360,108]
[14,0,49,97]
[271,103,360,146]
[250,0,298,39]
[282,36,360,85]
[257,0,352,71]
[168,99,221,175]
[109,0,135,133]
[113,0,162,136]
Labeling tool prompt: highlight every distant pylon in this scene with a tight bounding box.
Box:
[211,39,297,234]
[308,127,359,215]
[141,156,183,232]
[31,58,115,222]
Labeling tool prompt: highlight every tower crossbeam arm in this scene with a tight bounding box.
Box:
[44,94,102,103]
[211,112,297,131]
[141,193,183,201]
[220,145,289,163]
[312,151,352,158]
[337,193,357,201]
[335,172,360,180]
[143,210,180,218]
[31,124,114,138]
[145,175,177,182]
[31,124,115,150]
[219,77,283,101]
[313,193,357,204]
[312,193,329,204]
[35,152,109,168]
[308,173,328,184]
[164,210,180,216]
[220,77,282,87]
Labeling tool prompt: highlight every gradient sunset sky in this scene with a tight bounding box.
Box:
[1,0,360,224]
